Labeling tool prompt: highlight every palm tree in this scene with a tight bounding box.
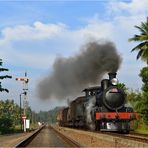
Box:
[128,17,148,64]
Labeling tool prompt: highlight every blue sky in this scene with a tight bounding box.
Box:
[0,1,106,28]
[0,0,147,112]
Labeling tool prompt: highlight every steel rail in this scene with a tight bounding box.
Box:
[15,125,45,147]
[100,132,148,144]
[57,126,148,147]
[49,125,83,147]
[66,126,148,144]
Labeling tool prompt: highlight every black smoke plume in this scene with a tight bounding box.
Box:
[37,41,122,100]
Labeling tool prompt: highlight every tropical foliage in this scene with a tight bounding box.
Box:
[128,17,148,63]
[0,100,20,134]
[117,83,128,93]
[0,99,39,134]
[139,67,148,93]
[128,17,148,132]
[139,67,148,125]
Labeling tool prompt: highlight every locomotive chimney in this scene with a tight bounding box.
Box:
[108,72,117,80]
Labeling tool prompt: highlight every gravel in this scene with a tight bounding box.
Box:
[0,132,33,147]
[53,126,127,147]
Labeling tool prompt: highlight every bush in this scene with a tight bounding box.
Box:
[0,117,14,134]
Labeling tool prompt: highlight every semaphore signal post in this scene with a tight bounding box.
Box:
[16,72,29,132]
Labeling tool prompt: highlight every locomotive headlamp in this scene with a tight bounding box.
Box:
[111,78,118,85]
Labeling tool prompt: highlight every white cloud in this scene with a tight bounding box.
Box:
[0,20,114,70]
[0,13,146,75]
[80,21,113,41]
[108,0,148,15]
[0,21,66,45]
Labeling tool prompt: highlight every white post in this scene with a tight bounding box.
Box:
[26,119,30,129]
[23,118,26,132]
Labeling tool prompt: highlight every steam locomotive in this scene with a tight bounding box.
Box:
[57,73,138,133]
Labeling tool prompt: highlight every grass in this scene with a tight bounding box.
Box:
[135,127,148,134]
[134,120,148,134]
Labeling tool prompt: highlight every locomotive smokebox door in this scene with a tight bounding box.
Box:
[103,86,125,110]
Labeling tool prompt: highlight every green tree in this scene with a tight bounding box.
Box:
[128,17,148,63]
[128,17,148,129]
[139,67,148,124]
[139,67,148,92]
[0,100,20,134]
[117,83,128,92]
[0,117,13,134]
[0,59,12,93]
[127,90,142,107]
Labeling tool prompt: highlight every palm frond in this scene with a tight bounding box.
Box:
[141,47,148,61]
[135,25,146,34]
[129,33,148,42]
[129,17,148,63]
[137,49,144,59]
[128,35,142,42]
[139,35,148,41]
[141,22,148,31]
[131,42,146,52]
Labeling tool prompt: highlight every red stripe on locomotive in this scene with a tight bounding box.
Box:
[96,112,139,120]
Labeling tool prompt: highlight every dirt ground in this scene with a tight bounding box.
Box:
[0,132,33,147]
[54,126,127,147]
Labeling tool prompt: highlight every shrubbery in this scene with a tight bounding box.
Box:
[0,100,20,134]
[0,117,14,134]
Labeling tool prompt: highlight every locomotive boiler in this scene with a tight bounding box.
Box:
[57,73,138,133]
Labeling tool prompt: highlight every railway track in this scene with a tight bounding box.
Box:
[15,125,45,147]
[78,127,148,144]
[54,126,148,147]
[15,125,82,147]
[103,132,148,147]
[87,128,148,146]
[101,132,148,144]
[49,125,82,147]
[68,126,148,144]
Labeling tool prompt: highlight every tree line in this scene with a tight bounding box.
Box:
[0,99,39,134]
[128,17,148,131]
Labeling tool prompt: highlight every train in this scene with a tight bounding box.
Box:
[56,73,138,133]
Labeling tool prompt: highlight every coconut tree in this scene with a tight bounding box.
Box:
[128,17,148,64]
[128,17,148,127]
